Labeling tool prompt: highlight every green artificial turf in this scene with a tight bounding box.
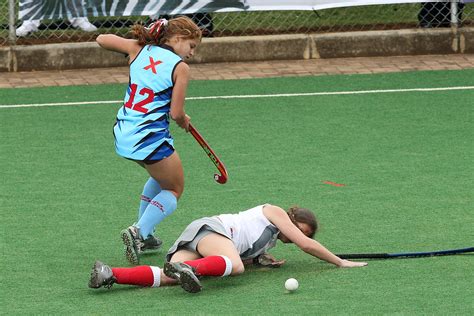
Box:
[1,69,473,314]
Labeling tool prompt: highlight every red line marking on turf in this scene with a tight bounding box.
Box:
[323,181,346,187]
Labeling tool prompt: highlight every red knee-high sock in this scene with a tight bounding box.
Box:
[184,255,232,277]
[112,266,157,287]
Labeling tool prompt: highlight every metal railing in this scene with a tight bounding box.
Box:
[1,1,473,46]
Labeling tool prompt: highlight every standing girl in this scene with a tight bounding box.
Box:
[96,17,202,265]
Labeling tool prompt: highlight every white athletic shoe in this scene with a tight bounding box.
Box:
[69,17,97,32]
[16,20,40,37]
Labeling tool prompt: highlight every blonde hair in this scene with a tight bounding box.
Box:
[131,16,202,46]
[287,206,319,238]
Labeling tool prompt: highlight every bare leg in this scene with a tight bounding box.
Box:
[170,248,202,262]
[196,233,245,275]
[129,151,184,245]
[144,151,184,199]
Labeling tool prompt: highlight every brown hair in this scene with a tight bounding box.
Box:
[131,16,202,46]
[287,206,319,238]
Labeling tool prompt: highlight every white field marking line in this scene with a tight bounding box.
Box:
[0,100,121,109]
[1,86,474,109]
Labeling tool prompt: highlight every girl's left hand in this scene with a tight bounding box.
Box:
[338,259,368,268]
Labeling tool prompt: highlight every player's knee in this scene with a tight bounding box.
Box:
[175,186,184,199]
[231,262,245,275]
[171,182,184,200]
[168,188,183,200]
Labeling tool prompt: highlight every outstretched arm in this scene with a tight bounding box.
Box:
[96,34,142,58]
[263,205,367,268]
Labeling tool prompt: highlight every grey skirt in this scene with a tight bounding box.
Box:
[166,217,231,262]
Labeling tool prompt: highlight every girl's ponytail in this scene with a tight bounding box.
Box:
[131,16,201,46]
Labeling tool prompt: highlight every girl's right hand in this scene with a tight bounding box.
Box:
[175,114,191,132]
[182,114,191,132]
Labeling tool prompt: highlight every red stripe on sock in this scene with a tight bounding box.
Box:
[185,256,228,276]
[112,266,154,287]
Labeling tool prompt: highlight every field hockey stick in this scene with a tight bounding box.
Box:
[336,247,474,260]
[188,123,228,184]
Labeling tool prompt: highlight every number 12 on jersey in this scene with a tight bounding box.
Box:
[124,83,154,114]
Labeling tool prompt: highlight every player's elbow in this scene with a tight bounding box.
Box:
[96,34,112,49]
[299,241,314,254]
[96,34,105,46]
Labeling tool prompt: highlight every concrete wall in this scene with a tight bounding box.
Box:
[460,27,474,53]
[0,27,473,72]
[312,29,459,58]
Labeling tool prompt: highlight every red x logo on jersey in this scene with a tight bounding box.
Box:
[144,56,162,74]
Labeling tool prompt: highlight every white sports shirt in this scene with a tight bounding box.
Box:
[216,204,280,259]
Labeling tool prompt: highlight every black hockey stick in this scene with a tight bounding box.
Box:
[336,247,474,260]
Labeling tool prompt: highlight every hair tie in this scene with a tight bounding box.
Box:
[146,18,168,39]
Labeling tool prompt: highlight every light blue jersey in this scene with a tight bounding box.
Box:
[113,45,182,162]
